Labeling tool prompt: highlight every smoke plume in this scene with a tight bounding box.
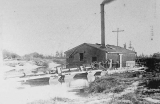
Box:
[101,0,115,5]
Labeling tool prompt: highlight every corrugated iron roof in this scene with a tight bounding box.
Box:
[65,43,136,54]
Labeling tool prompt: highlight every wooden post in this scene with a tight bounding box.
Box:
[119,54,123,69]
[112,28,124,46]
[109,59,112,69]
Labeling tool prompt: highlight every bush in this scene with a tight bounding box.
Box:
[136,57,160,72]
[88,71,143,94]
[110,71,142,78]
[89,76,120,93]
[118,93,138,103]
[111,85,126,93]
[145,79,160,89]
[139,72,160,89]
[117,92,158,104]
[33,60,49,67]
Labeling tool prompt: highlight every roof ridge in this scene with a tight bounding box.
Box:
[65,43,136,54]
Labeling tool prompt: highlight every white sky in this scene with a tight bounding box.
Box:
[1,0,160,56]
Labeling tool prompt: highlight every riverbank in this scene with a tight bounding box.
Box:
[1,59,160,104]
[28,68,160,104]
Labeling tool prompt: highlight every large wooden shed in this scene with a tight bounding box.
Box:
[64,43,136,68]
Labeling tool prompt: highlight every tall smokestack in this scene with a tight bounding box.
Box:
[100,0,115,48]
[101,0,115,5]
[101,4,105,48]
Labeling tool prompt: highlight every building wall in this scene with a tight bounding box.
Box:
[107,53,119,62]
[66,44,106,68]
[106,53,136,67]
[122,53,136,67]
[106,53,120,68]
[65,43,137,68]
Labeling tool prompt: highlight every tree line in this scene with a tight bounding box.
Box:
[3,49,160,60]
[3,50,66,60]
[3,50,20,59]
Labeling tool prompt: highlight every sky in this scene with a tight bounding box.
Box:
[1,0,160,56]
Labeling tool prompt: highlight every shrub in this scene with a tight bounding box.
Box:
[111,85,126,93]
[89,76,120,93]
[119,93,138,103]
[88,71,142,93]
[139,72,160,89]
[110,71,142,78]
[28,97,71,104]
[145,79,160,89]
[136,57,160,72]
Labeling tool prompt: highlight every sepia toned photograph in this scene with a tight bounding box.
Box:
[0,0,160,104]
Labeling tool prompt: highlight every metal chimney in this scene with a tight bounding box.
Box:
[101,4,105,48]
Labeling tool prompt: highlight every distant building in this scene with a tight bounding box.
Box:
[64,43,136,68]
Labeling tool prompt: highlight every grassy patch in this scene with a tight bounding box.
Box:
[111,85,126,93]
[28,100,55,104]
[89,76,121,93]
[27,97,72,104]
[88,70,160,104]
[135,72,160,101]
[108,92,156,104]
[88,71,140,94]
[106,93,135,104]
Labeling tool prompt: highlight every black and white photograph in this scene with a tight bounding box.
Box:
[0,0,160,104]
